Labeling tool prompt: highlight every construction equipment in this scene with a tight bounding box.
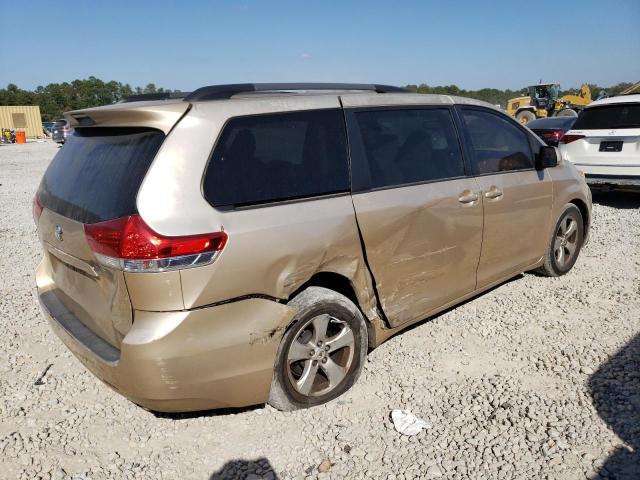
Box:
[619,81,640,95]
[506,83,592,125]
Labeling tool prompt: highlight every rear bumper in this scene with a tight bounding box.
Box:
[571,163,640,189]
[585,174,640,189]
[39,288,295,412]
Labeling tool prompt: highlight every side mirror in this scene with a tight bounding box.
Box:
[536,145,559,170]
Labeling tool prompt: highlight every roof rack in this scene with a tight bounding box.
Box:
[122,92,190,103]
[183,83,408,102]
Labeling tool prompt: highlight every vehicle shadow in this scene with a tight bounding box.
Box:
[209,457,278,480]
[152,403,262,420]
[588,334,640,479]
[591,189,640,209]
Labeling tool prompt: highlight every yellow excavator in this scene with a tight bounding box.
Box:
[506,83,592,125]
[618,81,640,95]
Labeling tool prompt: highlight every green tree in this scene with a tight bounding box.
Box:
[0,78,171,120]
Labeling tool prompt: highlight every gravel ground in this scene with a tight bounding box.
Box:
[1,141,639,480]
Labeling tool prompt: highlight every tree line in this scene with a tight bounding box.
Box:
[0,77,178,121]
[0,77,636,120]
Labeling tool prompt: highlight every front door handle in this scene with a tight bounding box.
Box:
[484,186,504,199]
[458,191,479,204]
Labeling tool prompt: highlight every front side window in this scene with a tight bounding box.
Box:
[461,108,533,174]
[352,108,465,189]
[203,109,349,207]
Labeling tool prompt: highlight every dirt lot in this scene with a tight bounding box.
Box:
[1,141,639,480]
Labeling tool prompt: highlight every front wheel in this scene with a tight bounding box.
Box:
[268,287,368,411]
[516,110,536,125]
[536,204,584,276]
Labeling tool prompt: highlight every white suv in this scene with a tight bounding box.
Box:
[560,94,640,189]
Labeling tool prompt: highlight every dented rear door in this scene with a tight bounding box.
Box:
[345,106,483,327]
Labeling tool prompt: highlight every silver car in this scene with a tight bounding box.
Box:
[51,119,72,144]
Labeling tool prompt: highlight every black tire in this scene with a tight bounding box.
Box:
[268,286,368,411]
[516,110,536,125]
[536,204,584,277]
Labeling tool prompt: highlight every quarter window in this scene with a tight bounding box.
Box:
[353,108,465,189]
[461,109,533,174]
[203,109,349,207]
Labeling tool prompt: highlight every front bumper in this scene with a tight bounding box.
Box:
[38,288,295,412]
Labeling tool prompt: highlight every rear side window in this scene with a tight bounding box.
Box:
[461,109,533,174]
[38,128,164,224]
[352,108,465,190]
[573,104,640,130]
[203,109,349,207]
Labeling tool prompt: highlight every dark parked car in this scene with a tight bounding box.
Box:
[42,121,55,136]
[527,116,577,146]
[51,119,72,144]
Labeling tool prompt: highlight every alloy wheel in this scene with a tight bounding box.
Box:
[554,213,579,268]
[286,314,355,397]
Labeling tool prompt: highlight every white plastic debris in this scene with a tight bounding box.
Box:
[391,409,432,436]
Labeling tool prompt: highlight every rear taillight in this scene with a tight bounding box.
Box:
[33,194,43,226]
[84,215,227,272]
[62,126,70,132]
[560,134,585,144]
[542,130,565,142]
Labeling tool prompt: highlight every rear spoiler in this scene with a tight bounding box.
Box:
[64,101,190,135]
[121,92,190,103]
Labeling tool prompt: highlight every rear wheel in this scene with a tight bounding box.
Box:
[268,287,368,411]
[516,110,536,125]
[556,108,578,117]
[536,204,584,276]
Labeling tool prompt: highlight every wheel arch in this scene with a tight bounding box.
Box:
[286,271,377,347]
[516,107,537,115]
[569,198,591,240]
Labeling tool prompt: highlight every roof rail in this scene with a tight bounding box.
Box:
[183,83,408,102]
[122,92,190,103]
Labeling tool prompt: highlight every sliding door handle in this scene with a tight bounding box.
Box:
[458,191,479,204]
[484,187,504,199]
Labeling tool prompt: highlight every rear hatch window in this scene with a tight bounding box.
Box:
[38,128,164,224]
[573,104,640,130]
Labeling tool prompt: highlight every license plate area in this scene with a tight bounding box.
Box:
[599,140,623,152]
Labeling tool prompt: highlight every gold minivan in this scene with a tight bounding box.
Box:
[33,84,591,412]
